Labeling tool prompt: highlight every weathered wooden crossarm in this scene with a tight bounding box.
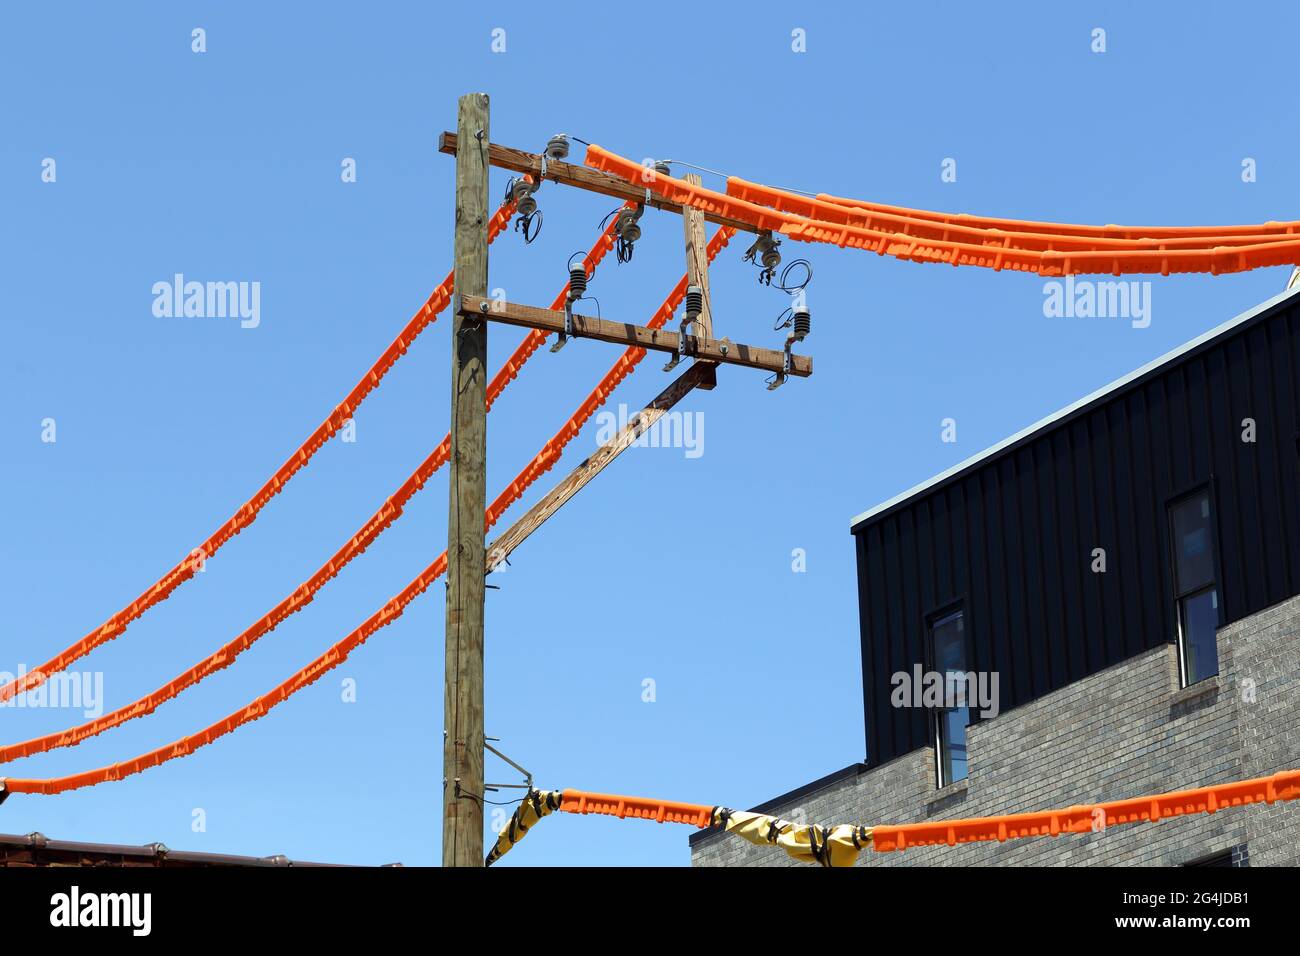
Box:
[438,132,760,236]
[456,294,812,378]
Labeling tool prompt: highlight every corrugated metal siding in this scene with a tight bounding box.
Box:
[854,301,1300,769]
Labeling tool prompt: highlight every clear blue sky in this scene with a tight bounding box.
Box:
[1,2,1295,866]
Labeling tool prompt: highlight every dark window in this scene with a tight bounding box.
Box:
[930,609,969,787]
[1168,490,1220,686]
[1185,851,1233,867]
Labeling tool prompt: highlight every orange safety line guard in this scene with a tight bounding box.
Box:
[728,176,1300,254]
[560,789,712,826]
[870,767,1300,852]
[0,229,730,795]
[584,144,1300,277]
[540,768,1300,857]
[815,191,1300,242]
[0,197,519,707]
[0,213,626,765]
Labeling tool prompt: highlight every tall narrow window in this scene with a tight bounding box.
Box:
[1169,490,1220,686]
[930,609,969,787]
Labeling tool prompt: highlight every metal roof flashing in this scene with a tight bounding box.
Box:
[848,284,1300,532]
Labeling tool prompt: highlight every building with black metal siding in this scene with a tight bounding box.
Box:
[691,288,1300,867]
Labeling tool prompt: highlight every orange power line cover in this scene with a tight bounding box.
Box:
[727,176,1300,254]
[485,769,1300,866]
[870,767,1300,852]
[583,144,1300,276]
[815,190,1300,242]
[0,197,519,707]
[0,232,731,796]
[0,214,625,767]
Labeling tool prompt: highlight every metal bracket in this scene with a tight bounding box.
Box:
[484,738,534,793]
[663,319,688,372]
[766,337,794,391]
[551,301,574,353]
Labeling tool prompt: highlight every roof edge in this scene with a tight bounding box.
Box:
[849,284,1300,531]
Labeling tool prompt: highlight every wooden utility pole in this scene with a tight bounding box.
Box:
[443,92,489,867]
[681,173,714,340]
[681,172,717,389]
[433,116,816,867]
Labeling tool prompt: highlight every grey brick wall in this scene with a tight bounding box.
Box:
[691,594,1300,867]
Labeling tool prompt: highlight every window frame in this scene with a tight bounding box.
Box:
[1165,483,1223,688]
[926,603,971,789]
